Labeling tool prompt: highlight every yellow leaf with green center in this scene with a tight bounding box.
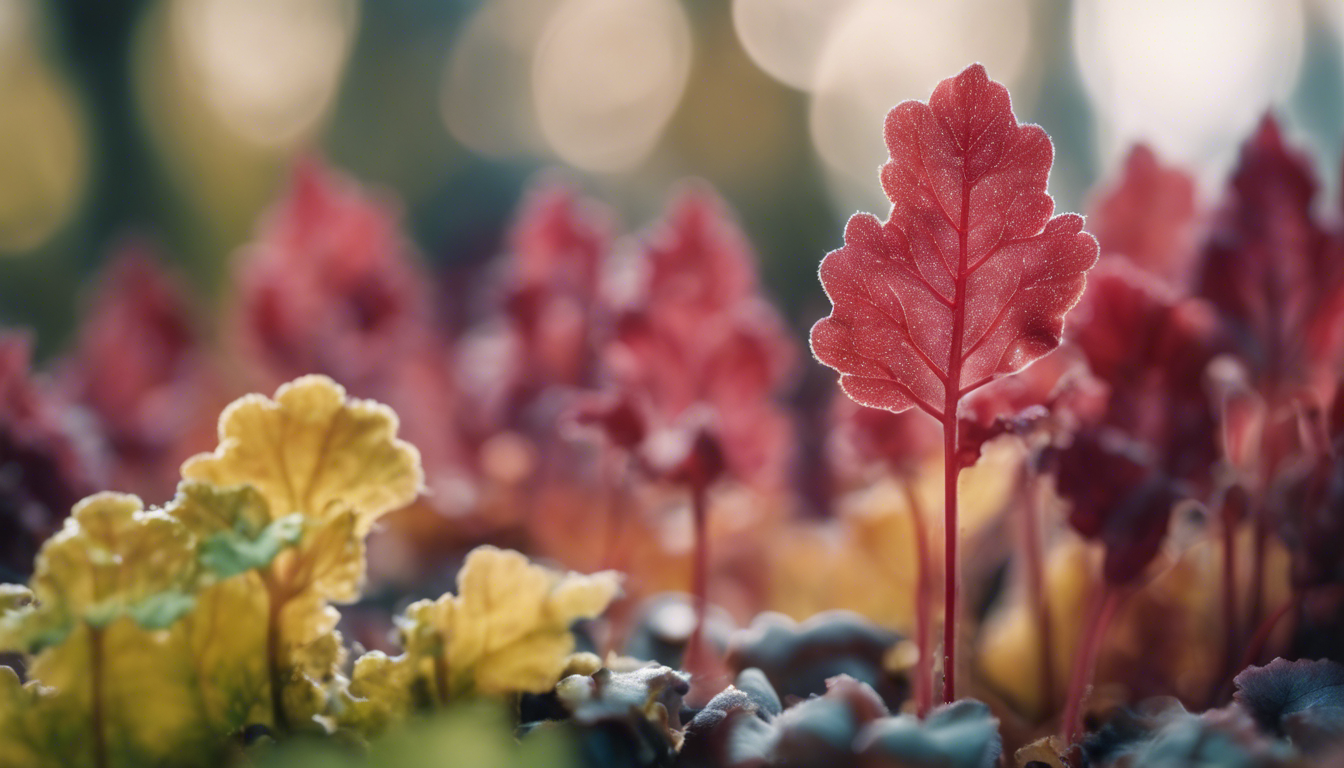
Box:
[0,494,217,768]
[181,374,423,537]
[177,376,423,732]
[395,546,620,701]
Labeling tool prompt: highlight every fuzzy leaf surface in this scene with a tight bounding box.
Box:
[810,64,1097,418]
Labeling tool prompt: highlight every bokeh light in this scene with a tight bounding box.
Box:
[0,0,86,253]
[1073,0,1305,181]
[730,0,858,91]
[440,0,554,160]
[808,0,1034,213]
[169,0,359,147]
[531,0,691,174]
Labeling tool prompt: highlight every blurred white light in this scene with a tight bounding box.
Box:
[441,0,559,159]
[532,0,692,174]
[1074,0,1305,180]
[0,0,29,62]
[809,0,1033,214]
[731,0,859,90]
[0,0,87,253]
[171,0,358,146]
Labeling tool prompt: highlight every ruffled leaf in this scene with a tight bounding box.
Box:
[1195,117,1344,400]
[811,63,1098,420]
[1234,658,1344,742]
[182,375,423,537]
[396,546,620,700]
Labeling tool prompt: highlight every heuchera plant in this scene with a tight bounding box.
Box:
[0,376,621,767]
[811,64,1098,705]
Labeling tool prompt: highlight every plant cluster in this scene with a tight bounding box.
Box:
[2,64,1344,766]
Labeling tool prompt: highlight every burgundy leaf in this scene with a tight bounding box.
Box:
[1196,117,1344,402]
[828,389,940,481]
[0,333,102,578]
[810,64,1098,421]
[643,186,757,326]
[956,343,1098,467]
[1052,427,1181,584]
[232,156,464,481]
[1089,144,1200,284]
[605,187,796,488]
[502,181,614,392]
[62,243,218,499]
[1069,262,1226,485]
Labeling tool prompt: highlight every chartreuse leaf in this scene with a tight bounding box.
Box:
[0,493,210,768]
[176,375,424,733]
[0,376,427,762]
[172,482,304,580]
[181,374,423,537]
[393,546,620,703]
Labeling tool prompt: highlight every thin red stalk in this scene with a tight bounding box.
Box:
[940,415,962,704]
[938,177,972,705]
[1020,469,1056,716]
[687,482,710,670]
[1061,584,1122,745]
[902,482,933,715]
[89,624,108,768]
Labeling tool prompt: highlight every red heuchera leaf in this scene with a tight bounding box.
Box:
[1068,262,1226,484]
[1088,145,1200,284]
[502,181,614,390]
[61,243,219,499]
[810,64,1098,422]
[828,389,939,481]
[955,343,1099,467]
[605,188,796,487]
[234,155,437,386]
[1048,265,1228,583]
[1272,381,1344,590]
[1053,428,1182,584]
[232,156,464,480]
[643,186,757,325]
[0,333,102,578]
[1196,117,1344,402]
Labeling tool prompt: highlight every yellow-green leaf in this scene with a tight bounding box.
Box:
[396,546,620,700]
[181,375,423,535]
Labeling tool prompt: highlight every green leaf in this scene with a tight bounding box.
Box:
[199,514,304,580]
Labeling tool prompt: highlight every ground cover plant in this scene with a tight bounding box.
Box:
[3,63,1344,768]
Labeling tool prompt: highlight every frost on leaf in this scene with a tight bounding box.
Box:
[810,63,1098,419]
[395,545,620,700]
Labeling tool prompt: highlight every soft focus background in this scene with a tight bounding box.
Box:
[0,0,1339,352]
